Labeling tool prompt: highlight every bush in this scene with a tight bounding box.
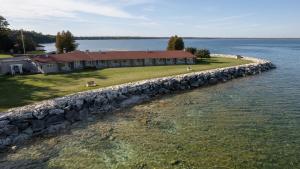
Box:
[185,47,197,55]
[196,49,210,58]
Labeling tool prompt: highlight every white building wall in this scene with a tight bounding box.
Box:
[59,63,72,72]
[107,60,121,67]
[144,59,154,66]
[176,58,186,64]
[155,58,165,65]
[40,63,59,74]
[120,60,132,67]
[166,58,175,65]
[186,58,195,64]
[74,60,83,69]
[132,59,144,66]
[95,60,108,68]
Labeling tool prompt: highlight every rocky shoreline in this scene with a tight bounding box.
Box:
[0,54,276,150]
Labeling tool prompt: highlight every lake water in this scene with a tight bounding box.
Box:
[1,39,300,168]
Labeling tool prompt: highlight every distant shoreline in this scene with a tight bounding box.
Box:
[75,37,300,40]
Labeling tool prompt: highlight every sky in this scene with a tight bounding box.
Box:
[0,0,300,38]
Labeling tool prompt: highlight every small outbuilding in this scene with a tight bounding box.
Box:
[0,56,38,75]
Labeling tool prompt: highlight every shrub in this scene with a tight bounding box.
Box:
[185,47,197,55]
[195,49,210,58]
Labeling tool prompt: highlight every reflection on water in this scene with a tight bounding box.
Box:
[1,39,300,168]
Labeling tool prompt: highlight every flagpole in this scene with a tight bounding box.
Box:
[21,29,26,54]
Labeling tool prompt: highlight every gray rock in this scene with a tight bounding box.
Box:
[65,110,79,123]
[33,109,48,120]
[75,99,84,110]
[13,133,30,145]
[45,115,65,126]
[0,137,12,147]
[22,127,33,136]
[31,120,45,132]
[49,109,64,115]
[79,109,89,121]
[2,125,18,136]
[10,120,30,130]
[209,78,218,84]
[46,122,70,135]
[0,120,10,128]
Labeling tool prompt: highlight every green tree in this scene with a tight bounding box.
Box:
[0,16,13,52]
[195,49,211,58]
[56,30,77,53]
[185,47,197,55]
[14,34,37,52]
[167,35,185,50]
[55,32,63,53]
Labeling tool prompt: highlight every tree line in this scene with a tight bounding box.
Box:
[0,16,55,53]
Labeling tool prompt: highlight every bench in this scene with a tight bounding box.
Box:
[86,81,97,87]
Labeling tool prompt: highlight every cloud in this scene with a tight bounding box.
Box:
[0,0,145,19]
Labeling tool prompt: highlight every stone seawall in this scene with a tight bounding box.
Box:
[0,55,275,149]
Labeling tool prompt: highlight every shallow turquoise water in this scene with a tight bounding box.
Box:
[1,39,299,168]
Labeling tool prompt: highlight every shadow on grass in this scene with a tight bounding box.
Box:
[0,76,61,111]
[44,68,108,81]
[196,58,228,65]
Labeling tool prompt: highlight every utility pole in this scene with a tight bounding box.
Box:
[21,29,26,54]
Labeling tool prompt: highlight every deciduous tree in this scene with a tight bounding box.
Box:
[55,30,77,53]
[167,35,185,50]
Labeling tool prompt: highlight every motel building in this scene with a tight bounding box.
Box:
[32,50,196,74]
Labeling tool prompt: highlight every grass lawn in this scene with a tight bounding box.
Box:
[0,57,252,111]
[0,54,13,59]
[27,51,46,55]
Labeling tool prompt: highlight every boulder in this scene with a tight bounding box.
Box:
[13,133,30,145]
[0,138,12,147]
[49,109,64,115]
[10,120,30,130]
[46,122,70,135]
[75,99,84,110]
[31,120,45,132]
[45,114,65,126]
[0,120,9,128]
[2,125,18,136]
[33,109,48,120]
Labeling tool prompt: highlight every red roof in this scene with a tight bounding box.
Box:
[31,51,195,63]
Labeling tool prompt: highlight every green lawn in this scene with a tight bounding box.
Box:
[0,54,13,59]
[0,57,252,111]
[27,51,46,55]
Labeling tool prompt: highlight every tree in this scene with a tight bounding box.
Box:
[14,34,37,52]
[0,16,9,31]
[55,32,63,53]
[185,47,197,55]
[195,49,211,58]
[56,30,77,53]
[167,35,185,50]
[0,15,13,52]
